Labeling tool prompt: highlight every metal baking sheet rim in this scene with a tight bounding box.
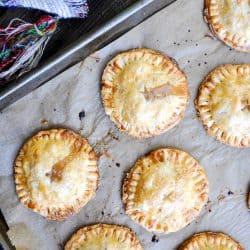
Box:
[0,0,176,110]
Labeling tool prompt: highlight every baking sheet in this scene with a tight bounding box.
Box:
[0,0,175,110]
[0,0,250,249]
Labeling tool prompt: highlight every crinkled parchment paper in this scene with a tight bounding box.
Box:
[0,0,249,249]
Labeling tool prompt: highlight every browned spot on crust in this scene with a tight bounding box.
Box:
[241,98,250,111]
[28,202,35,209]
[151,149,165,163]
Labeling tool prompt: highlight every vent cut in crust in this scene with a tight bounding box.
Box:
[122,148,209,233]
[65,224,143,250]
[204,0,250,52]
[195,64,250,148]
[15,129,99,220]
[102,48,189,138]
[179,232,244,250]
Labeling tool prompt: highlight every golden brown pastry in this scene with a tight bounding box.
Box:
[15,129,99,220]
[179,232,244,250]
[248,190,250,209]
[122,148,209,233]
[196,64,250,148]
[102,48,189,138]
[65,224,143,250]
[204,0,250,52]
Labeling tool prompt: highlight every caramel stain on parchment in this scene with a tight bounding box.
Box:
[40,119,48,125]
[93,129,119,157]
[204,34,215,40]
[217,194,226,201]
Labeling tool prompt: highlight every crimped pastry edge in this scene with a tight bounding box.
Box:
[14,128,99,220]
[178,232,244,250]
[195,64,250,148]
[122,147,209,234]
[204,0,250,53]
[64,224,143,250]
[101,48,189,139]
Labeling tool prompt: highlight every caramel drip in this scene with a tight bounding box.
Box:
[50,139,83,182]
[50,161,65,182]
[142,83,185,101]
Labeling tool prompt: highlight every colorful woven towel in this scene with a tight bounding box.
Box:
[0,1,89,83]
[0,0,89,18]
[0,16,57,83]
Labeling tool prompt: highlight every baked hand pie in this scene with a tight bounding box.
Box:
[204,0,250,52]
[14,129,99,220]
[102,48,189,138]
[196,64,250,148]
[179,232,244,250]
[122,148,209,233]
[65,224,143,250]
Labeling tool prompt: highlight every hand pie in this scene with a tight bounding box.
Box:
[122,148,209,233]
[15,129,99,220]
[102,48,189,138]
[204,0,250,52]
[65,224,143,250]
[179,232,244,250]
[196,64,250,148]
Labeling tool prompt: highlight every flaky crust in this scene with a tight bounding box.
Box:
[248,191,250,209]
[102,48,189,138]
[179,232,244,250]
[122,148,209,234]
[65,224,143,250]
[195,64,250,148]
[204,0,250,52]
[15,129,99,220]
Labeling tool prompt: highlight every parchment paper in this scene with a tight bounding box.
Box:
[0,0,249,249]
